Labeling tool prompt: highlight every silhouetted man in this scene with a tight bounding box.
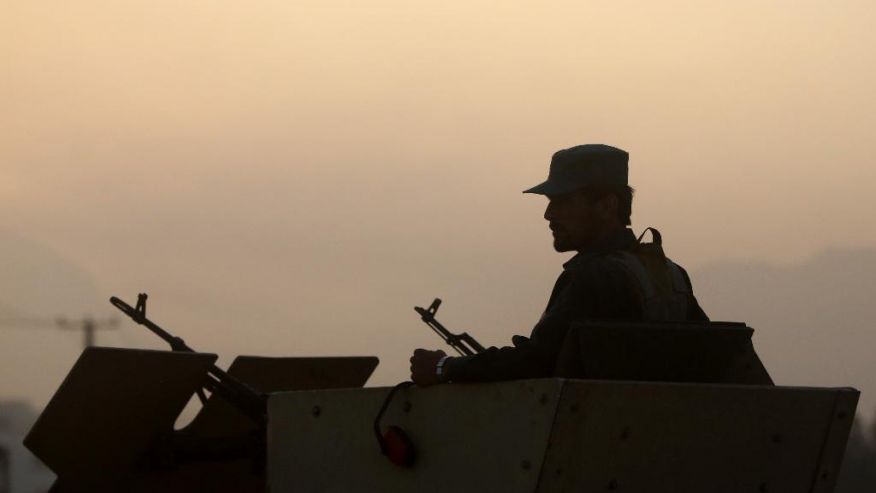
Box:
[410,144,708,386]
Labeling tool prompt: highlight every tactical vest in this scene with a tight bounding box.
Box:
[607,228,692,321]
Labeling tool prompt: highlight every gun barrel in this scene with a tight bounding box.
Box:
[110,296,191,351]
[110,294,267,427]
[414,299,484,356]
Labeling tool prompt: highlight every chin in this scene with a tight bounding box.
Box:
[552,240,574,253]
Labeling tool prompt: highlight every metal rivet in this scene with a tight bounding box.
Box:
[521,460,531,471]
[312,405,321,417]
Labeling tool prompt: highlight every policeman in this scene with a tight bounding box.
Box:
[410,144,709,386]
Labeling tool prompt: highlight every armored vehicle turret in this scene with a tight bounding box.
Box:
[26,318,858,492]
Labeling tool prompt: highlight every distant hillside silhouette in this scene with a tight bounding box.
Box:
[0,231,101,316]
[0,231,103,405]
[693,247,876,418]
[694,249,876,491]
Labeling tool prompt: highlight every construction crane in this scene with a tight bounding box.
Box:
[0,312,118,350]
[56,316,119,349]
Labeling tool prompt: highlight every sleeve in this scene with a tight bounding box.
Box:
[444,263,642,383]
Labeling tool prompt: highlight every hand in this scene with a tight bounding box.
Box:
[409,349,447,387]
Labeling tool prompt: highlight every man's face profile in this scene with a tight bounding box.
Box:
[544,190,618,252]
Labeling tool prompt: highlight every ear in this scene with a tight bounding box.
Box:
[595,194,619,222]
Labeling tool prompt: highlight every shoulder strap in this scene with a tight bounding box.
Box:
[636,227,662,246]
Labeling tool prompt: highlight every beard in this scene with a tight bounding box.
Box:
[552,230,575,252]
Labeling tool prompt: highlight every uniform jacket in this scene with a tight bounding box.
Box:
[443,228,708,383]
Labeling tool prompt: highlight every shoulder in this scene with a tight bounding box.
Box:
[551,251,643,319]
[562,252,636,290]
[565,251,636,275]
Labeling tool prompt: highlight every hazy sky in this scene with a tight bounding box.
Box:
[2,2,875,417]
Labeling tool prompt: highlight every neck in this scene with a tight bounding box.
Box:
[575,225,627,253]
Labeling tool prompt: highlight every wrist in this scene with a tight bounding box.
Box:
[435,355,452,381]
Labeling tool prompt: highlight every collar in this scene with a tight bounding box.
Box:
[563,228,637,269]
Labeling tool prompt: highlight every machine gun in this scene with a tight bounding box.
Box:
[110,293,267,428]
[414,298,485,356]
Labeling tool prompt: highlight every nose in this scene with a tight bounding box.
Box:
[544,200,556,221]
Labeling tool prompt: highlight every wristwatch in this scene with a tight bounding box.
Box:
[436,355,451,380]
